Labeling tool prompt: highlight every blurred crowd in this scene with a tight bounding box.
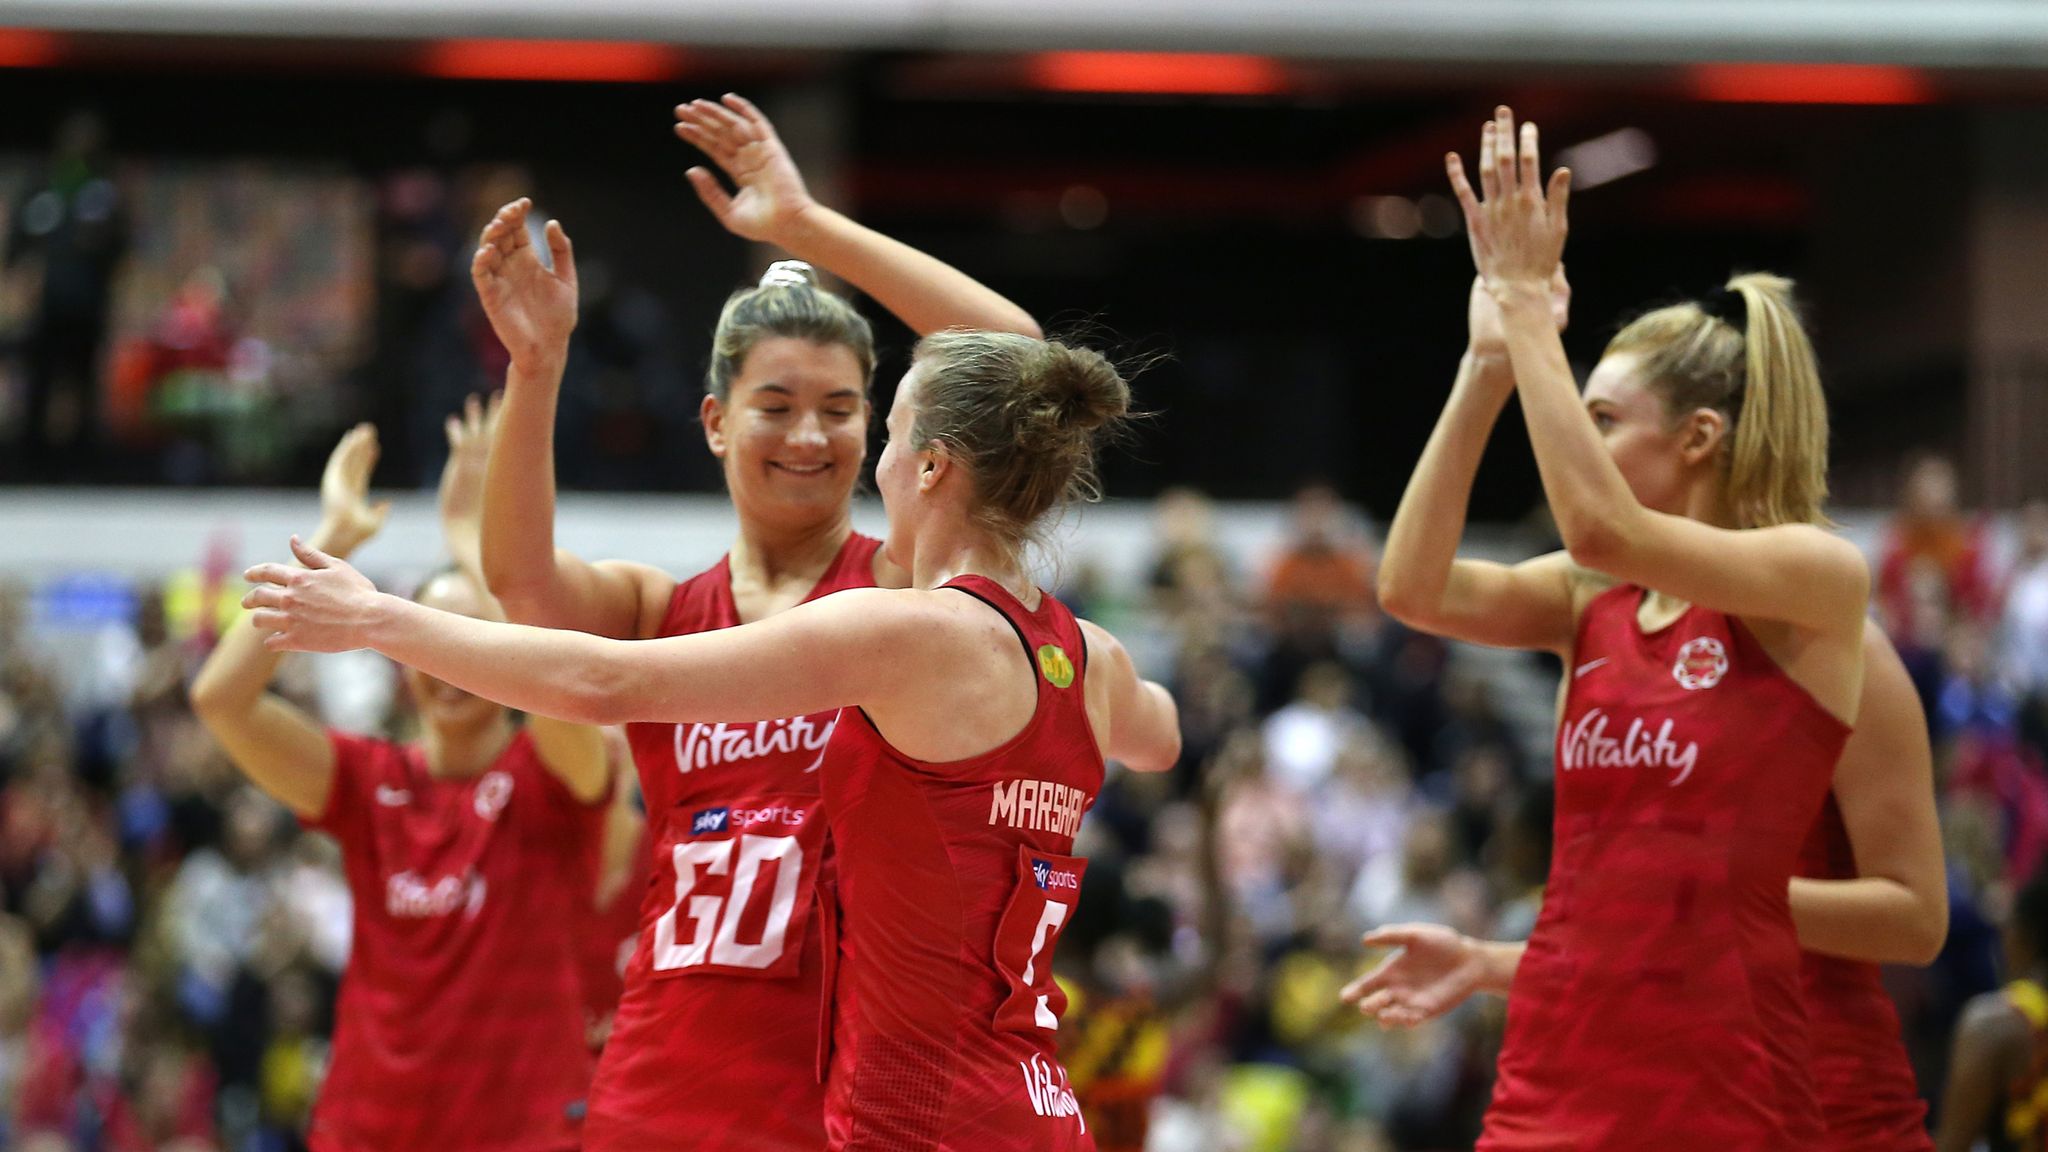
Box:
[2,459,2046,1152]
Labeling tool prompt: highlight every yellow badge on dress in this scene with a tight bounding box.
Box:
[1037,644,1075,688]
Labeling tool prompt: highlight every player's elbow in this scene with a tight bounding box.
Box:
[1559,511,1629,575]
[187,672,247,727]
[1376,565,1437,631]
[483,565,553,627]
[1122,688,1182,772]
[1901,898,1950,967]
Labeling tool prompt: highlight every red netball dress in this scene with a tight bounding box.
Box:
[1481,584,1848,1151]
[579,818,649,1054]
[307,729,607,1152]
[1798,796,1933,1150]
[581,532,880,1152]
[821,576,1103,1152]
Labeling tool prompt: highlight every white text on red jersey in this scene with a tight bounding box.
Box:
[989,779,1089,836]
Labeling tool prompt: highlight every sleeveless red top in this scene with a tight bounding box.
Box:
[821,576,1103,1152]
[582,533,880,1152]
[1482,584,1848,1151]
[1798,796,1933,1150]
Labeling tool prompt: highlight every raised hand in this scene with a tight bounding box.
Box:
[317,424,391,555]
[1447,106,1572,299]
[1469,266,1573,359]
[471,197,578,370]
[1338,923,1486,1029]
[674,93,814,244]
[243,537,390,654]
[439,392,501,550]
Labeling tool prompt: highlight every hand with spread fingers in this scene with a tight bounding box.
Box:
[674,93,815,245]
[439,391,504,574]
[243,537,392,655]
[1446,105,1573,302]
[1339,923,1488,1030]
[471,197,578,371]
[318,423,392,557]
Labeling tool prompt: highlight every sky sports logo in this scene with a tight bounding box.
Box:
[1031,859,1079,893]
[688,804,806,837]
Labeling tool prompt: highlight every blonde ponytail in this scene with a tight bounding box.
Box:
[1606,272,1830,528]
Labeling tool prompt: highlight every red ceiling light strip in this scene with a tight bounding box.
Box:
[417,39,686,83]
[0,29,62,69]
[1027,51,1286,96]
[1687,63,1931,105]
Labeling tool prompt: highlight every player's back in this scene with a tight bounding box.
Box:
[822,575,1102,1152]
[1797,795,1932,1151]
[583,533,880,1152]
[1482,584,1846,1152]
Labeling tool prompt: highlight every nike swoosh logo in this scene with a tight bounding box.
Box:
[376,786,413,806]
[1574,657,1610,679]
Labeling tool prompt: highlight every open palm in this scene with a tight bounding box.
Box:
[317,424,391,554]
[1340,923,1485,1029]
[471,197,578,368]
[674,93,815,243]
[1446,105,1572,298]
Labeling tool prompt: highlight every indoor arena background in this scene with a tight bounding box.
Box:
[2,3,2046,1150]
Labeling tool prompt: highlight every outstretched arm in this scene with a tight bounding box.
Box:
[245,542,931,728]
[190,426,389,818]
[1789,622,1948,965]
[677,93,1039,338]
[1078,619,1179,772]
[471,199,675,639]
[438,398,608,804]
[1455,107,1867,638]
[1379,267,1578,656]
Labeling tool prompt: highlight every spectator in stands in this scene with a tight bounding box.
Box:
[1879,453,1995,657]
[2001,500,2048,697]
[1262,662,1371,797]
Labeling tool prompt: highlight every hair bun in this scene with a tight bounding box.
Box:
[1032,341,1130,435]
[758,260,818,290]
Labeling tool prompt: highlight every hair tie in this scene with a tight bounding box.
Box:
[1699,285,1749,335]
[758,260,818,289]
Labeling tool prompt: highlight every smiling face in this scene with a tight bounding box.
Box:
[703,336,869,534]
[404,572,506,733]
[1581,350,1723,519]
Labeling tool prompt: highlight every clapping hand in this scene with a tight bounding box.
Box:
[1447,106,1572,303]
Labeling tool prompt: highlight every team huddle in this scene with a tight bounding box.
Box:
[192,98,1955,1151]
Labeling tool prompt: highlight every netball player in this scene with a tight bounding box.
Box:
[1345,621,1943,1150]
[1355,106,1871,1149]
[189,413,609,1152]
[1936,872,2048,1152]
[469,93,1041,1150]
[240,327,1180,1151]
[1344,269,1944,1150]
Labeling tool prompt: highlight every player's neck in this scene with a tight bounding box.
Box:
[422,713,517,779]
[911,520,1033,607]
[729,509,853,591]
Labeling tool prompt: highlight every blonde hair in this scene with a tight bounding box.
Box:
[706,261,875,402]
[909,331,1131,552]
[1606,272,1830,528]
